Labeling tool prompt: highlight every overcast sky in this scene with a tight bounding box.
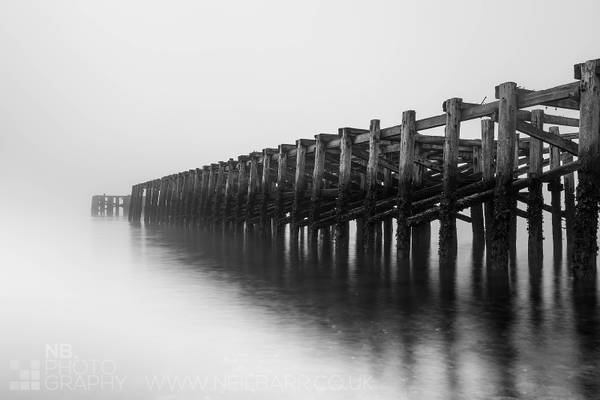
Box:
[1,0,599,214]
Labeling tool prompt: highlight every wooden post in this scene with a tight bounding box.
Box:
[260,149,275,235]
[123,195,130,218]
[471,144,485,245]
[224,159,237,229]
[275,145,292,236]
[439,98,462,258]
[335,128,353,247]
[212,162,226,227]
[563,153,576,259]
[309,135,328,242]
[191,169,202,227]
[138,186,145,222]
[573,59,600,277]
[397,111,416,253]
[90,196,97,216]
[291,140,308,240]
[491,82,518,269]
[246,155,260,232]
[481,119,495,253]
[115,196,120,217]
[235,157,248,230]
[184,170,194,226]
[172,174,181,225]
[144,182,152,224]
[199,167,210,226]
[166,175,176,225]
[148,179,160,225]
[382,152,394,246]
[157,177,167,225]
[364,119,381,248]
[127,188,134,222]
[107,194,114,217]
[548,126,563,259]
[528,110,544,263]
[155,180,162,224]
[179,172,187,225]
[130,186,138,222]
[205,164,217,226]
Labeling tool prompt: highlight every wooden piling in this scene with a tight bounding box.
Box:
[364,120,381,248]
[382,153,394,245]
[107,195,114,217]
[143,182,152,224]
[166,175,176,224]
[335,128,353,247]
[397,111,416,253]
[471,144,485,245]
[212,163,226,228]
[224,159,237,230]
[439,98,462,258]
[123,195,130,218]
[573,59,600,277]
[481,119,495,253]
[246,155,260,233]
[563,153,576,259]
[275,145,292,236]
[292,140,308,240]
[491,82,518,269]
[260,150,275,235]
[548,126,563,258]
[309,135,328,242]
[205,164,217,227]
[199,167,210,226]
[528,110,544,262]
[235,157,248,230]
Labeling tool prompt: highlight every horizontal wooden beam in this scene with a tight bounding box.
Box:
[517,110,579,127]
[516,120,578,155]
[514,82,580,110]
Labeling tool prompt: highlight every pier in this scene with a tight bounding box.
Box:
[91,194,131,217]
[125,58,600,278]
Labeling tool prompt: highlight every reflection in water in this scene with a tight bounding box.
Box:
[1,214,598,399]
[130,219,599,399]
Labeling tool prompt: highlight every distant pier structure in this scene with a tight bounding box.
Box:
[125,58,600,278]
[91,194,130,217]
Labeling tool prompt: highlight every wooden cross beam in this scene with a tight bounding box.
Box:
[516,120,578,155]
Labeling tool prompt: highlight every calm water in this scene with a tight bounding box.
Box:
[1,212,599,399]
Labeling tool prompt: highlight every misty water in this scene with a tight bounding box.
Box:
[2,211,599,400]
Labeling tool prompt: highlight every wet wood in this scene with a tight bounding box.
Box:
[397,111,416,253]
[528,110,544,263]
[548,126,563,258]
[573,59,600,276]
[491,82,518,269]
[439,98,462,258]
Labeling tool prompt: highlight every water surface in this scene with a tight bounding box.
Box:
[1,213,599,399]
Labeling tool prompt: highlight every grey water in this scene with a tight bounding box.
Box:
[2,211,599,400]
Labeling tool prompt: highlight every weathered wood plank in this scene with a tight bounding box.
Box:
[516,120,578,155]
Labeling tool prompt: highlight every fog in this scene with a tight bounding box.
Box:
[1,0,599,217]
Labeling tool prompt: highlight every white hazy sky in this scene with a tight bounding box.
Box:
[1,0,599,214]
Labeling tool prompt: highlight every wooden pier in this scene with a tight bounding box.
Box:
[91,194,130,217]
[126,58,600,278]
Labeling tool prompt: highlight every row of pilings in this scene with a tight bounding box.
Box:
[127,58,600,279]
[91,194,130,217]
